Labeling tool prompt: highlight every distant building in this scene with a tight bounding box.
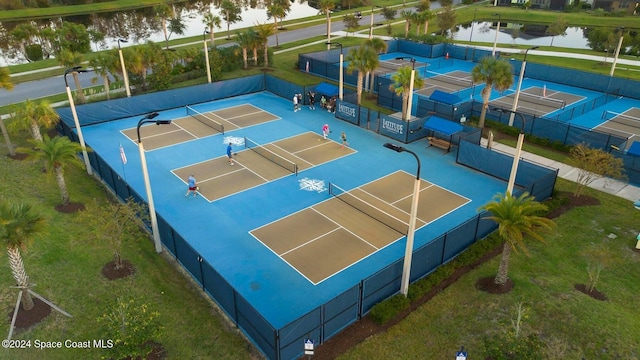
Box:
[502,0,639,12]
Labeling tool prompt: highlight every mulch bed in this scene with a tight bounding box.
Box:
[7,296,52,331]
[310,192,601,359]
[574,284,608,301]
[55,202,85,213]
[102,260,136,280]
[7,153,29,161]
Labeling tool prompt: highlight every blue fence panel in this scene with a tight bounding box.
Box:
[279,307,321,360]
[322,285,360,341]
[235,293,277,360]
[200,260,237,324]
[441,218,478,263]
[411,236,445,281]
[173,232,202,284]
[361,260,402,314]
[156,214,176,256]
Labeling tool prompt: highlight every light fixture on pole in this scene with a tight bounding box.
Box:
[117,39,131,97]
[369,5,380,40]
[396,57,416,121]
[492,13,501,57]
[137,112,172,253]
[383,143,421,297]
[64,66,92,176]
[610,27,625,77]
[509,46,538,126]
[493,107,525,195]
[326,42,343,100]
[203,29,212,83]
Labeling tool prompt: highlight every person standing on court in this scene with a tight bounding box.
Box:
[185,174,198,197]
[293,93,299,112]
[227,142,235,165]
[322,123,330,140]
[341,131,349,149]
[308,91,315,110]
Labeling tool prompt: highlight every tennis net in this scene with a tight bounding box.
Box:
[429,73,473,88]
[517,92,566,109]
[244,137,298,175]
[602,110,640,128]
[328,183,408,235]
[186,105,224,134]
[378,60,426,72]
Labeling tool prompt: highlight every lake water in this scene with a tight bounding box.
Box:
[455,22,590,49]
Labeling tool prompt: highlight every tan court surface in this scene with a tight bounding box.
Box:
[491,86,584,117]
[416,70,474,97]
[121,104,280,150]
[250,171,470,284]
[173,132,356,202]
[595,107,640,141]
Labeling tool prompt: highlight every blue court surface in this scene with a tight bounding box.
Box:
[81,91,509,329]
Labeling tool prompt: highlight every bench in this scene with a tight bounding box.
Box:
[428,137,451,152]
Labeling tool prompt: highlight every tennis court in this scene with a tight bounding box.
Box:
[250,171,469,284]
[120,103,279,150]
[595,108,640,140]
[416,70,475,97]
[491,86,584,117]
[172,132,356,202]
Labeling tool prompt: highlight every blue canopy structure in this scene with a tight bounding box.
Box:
[314,82,339,97]
[423,116,464,153]
[429,90,462,105]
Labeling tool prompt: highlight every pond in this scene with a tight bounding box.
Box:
[0,0,319,66]
[455,22,590,49]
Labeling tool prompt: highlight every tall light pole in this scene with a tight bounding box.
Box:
[64,66,92,176]
[396,57,416,121]
[509,46,538,126]
[383,143,421,297]
[610,27,625,77]
[203,29,212,83]
[137,112,172,253]
[117,39,131,97]
[326,42,343,100]
[492,13,501,57]
[493,108,525,195]
[369,5,381,40]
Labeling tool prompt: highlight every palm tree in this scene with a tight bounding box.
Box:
[202,13,222,46]
[10,99,58,142]
[266,2,286,47]
[220,0,242,40]
[319,0,335,48]
[57,49,87,104]
[471,56,514,129]
[247,29,260,67]
[1,67,15,156]
[235,30,251,69]
[411,12,425,36]
[400,10,413,38]
[421,10,435,35]
[0,200,47,311]
[26,135,88,206]
[480,192,555,286]
[88,51,116,100]
[255,23,275,68]
[390,66,425,121]
[364,38,387,93]
[153,4,172,49]
[346,45,379,105]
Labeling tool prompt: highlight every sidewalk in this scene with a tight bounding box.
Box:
[481,138,640,203]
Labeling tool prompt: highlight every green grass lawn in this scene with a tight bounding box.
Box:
[0,130,255,359]
[338,179,640,359]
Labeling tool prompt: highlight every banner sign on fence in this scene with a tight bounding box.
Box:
[335,100,358,124]
[379,114,407,142]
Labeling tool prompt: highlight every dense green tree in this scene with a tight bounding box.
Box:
[480,193,555,286]
[0,67,12,90]
[546,16,568,47]
[471,56,514,129]
[436,6,457,37]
